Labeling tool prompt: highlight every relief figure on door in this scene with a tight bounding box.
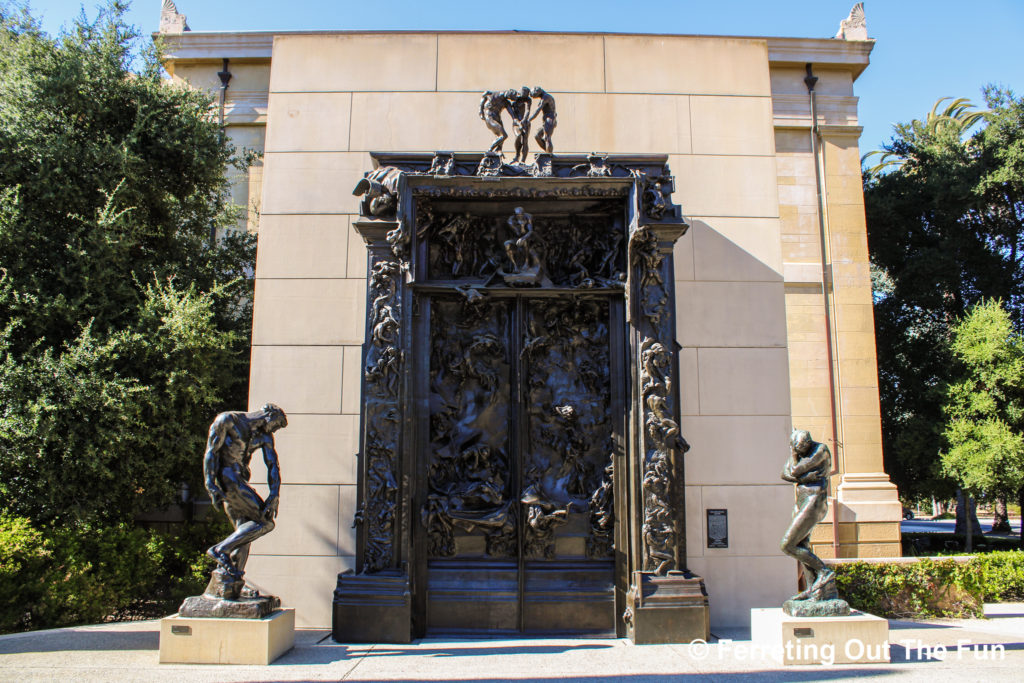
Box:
[522,298,615,560]
[424,204,626,289]
[421,298,516,558]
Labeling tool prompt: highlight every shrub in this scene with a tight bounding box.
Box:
[0,512,50,631]
[977,551,1024,601]
[835,558,985,619]
[0,512,229,633]
[835,552,1024,619]
[31,522,165,629]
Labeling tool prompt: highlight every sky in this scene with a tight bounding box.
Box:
[22,0,1024,157]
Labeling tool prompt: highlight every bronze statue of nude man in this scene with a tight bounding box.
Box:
[528,86,557,153]
[508,86,533,163]
[479,89,512,154]
[204,403,288,592]
[780,429,850,615]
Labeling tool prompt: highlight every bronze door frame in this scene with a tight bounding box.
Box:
[334,153,708,645]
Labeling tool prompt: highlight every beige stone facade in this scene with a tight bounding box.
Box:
[163,28,900,630]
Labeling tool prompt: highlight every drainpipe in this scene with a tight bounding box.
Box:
[805,63,843,559]
[214,58,232,244]
[217,58,232,126]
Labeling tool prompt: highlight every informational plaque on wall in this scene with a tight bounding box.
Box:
[706,509,728,548]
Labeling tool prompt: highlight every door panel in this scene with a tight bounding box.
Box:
[522,298,615,560]
[523,560,615,634]
[521,298,615,634]
[423,298,517,632]
[422,295,617,634]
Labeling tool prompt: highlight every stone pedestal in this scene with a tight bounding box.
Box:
[159,608,295,665]
[625,570,710,644]
[333,569,411,643]
[751,607,889,665]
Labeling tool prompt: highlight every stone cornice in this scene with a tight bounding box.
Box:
[159,31,873,79]
[765,37,873,78]
[158,32,274,61]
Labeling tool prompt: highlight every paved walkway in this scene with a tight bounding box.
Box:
[3,604,1024,682]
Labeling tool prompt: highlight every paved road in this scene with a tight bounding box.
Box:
[901,517,1021,535]
[3,604,1024,681]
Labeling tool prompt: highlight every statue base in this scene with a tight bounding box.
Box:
[177,567,281,618]
[476,152,502,176]
[179,594,281,619]
[202,567,244,600]
[782,573,850,617]
[783,597,851,618]
[332,569,412,643]
[159,608,295,665]
[751,607,889,665]
[499,268,543,286]
[624,570,710,644]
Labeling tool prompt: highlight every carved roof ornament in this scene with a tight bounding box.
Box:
[159,0,190,34]
[353,166,402,218]
[834,2,867,41]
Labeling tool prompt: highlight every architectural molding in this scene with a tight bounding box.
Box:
[161,32,873,80]
[772,94,859,128]
[764,37,873,78]
[223,91,269,125]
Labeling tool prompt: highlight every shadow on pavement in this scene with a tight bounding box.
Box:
[0,629,158,654]
[891,640,1024,663]
[273,642,351,666]
[273,641,616,666]
[888,620,959,630]
[290,673,901,682]
[364,642,615,657]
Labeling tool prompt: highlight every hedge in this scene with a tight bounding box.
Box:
[0,512,229,633]
[834,551,1024,619]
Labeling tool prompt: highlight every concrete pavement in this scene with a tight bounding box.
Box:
[3,604,1024,681]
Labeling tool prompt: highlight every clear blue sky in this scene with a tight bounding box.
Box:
[24,0,1024,157]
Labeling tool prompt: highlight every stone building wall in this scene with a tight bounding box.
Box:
[163,29,899,629]
[770,66,901,559]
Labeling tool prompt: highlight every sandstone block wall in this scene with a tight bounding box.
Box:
[164,30,898,629]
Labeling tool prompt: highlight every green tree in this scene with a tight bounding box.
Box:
[941,300,1024,547]
[0,0,255,526]
[866,90,1024,506]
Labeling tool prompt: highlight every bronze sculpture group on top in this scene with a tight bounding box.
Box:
[479,86,557,162]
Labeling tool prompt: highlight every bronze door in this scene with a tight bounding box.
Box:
[417,293,623,635]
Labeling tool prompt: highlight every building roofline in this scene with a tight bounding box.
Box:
[158,30,873,79]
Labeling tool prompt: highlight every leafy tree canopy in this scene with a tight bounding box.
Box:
[0,1,255,525]
[866,89,1024,500]
[941,300,1024,501]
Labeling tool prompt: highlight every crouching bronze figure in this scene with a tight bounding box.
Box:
[178,403,288,619]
